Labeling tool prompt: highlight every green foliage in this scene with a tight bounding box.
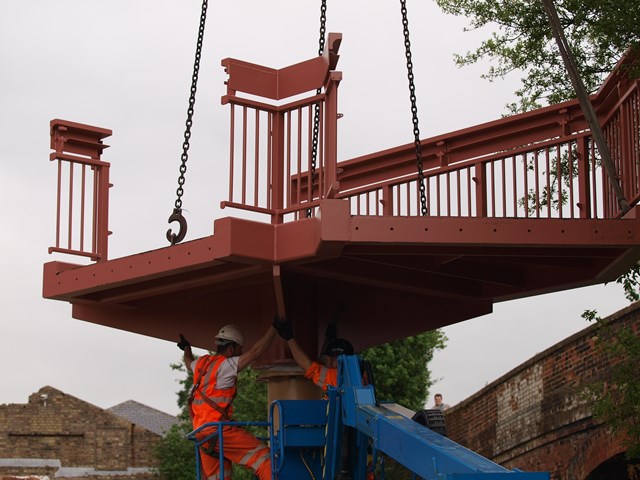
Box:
[582,310,640,460]
[616,265,640,303]
[435,0,640,113]
[361,330,447,412]
[170,361,193,422]
[153,421,196,480]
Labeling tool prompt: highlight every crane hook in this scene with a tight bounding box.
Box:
[166,208,188,245]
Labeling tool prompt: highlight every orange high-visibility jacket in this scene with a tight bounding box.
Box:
[304,361,337,391]
[190,354,237,427]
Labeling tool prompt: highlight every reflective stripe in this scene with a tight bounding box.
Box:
[318,366,329,388]
[208,474,219,480]
[239,444,266,466]
[251,449,270,471]
[201,357,216,393]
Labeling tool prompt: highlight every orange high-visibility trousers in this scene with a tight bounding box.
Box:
[198,425,271,480]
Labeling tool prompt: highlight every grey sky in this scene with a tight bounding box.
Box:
[1,1,629,416]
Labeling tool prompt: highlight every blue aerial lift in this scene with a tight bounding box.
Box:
[187,355,549,479]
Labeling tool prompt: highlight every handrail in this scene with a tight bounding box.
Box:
[336,82,639,220]
[48,119,112,262]
[222,48,639,223]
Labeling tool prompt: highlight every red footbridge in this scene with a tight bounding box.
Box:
[43,34,640,367]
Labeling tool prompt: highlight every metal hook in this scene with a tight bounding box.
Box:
[166,208,188,245]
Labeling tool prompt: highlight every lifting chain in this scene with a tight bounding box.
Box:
[167,0,209,245]
[400,0,428,216]
[307,0,327,218]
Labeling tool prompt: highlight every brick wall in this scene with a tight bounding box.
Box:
[444,302,640,479]
[0,387,161,480]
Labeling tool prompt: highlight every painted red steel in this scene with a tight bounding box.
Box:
[221,33,342,223]
[49,119,112,261]
[42,41,640,361]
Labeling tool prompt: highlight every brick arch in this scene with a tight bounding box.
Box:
[579,425,626,479]
[444,302,639,480]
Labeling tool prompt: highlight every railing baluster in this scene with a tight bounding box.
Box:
[467,166,472,217]
[229,105,235,203]
[67,163,74,250]
[501,158,506,217]
[569,141,575,218]
[267,113,273,210]
[92,166,98,255]
[512,156,517,218]
[318,101,325,205]
[80,164,86,252]
[241,106,248,205]
[446,172,451,216]
[255,111,261,207]
[436,175,441,216]
[557,144,563,219]
[55,160,62,249]
[591,140,599,218]
[456,170,461,217]
[523,153,530,218]
[490,161,496,217]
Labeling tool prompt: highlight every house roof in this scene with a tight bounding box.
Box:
[108,400,178,436]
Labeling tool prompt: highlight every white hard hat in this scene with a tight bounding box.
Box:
[215,324,245,347]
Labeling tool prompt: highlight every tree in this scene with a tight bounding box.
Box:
[361,330,448,411]
[434,0,640,113]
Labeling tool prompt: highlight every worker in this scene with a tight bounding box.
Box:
[177,323,277,480]
[272,317,353,391]
[273,318,376,480]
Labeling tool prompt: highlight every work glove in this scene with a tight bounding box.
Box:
[272,316,294,341]
[177,334,191,351]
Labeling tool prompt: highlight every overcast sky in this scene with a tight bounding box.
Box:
[1,1,631,416]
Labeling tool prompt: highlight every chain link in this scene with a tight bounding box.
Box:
[400,0,428,216]
[167,0,209,244]
[307,0,327,218]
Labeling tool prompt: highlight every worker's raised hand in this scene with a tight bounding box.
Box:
[272,316,294,341]
[177,334,191,351]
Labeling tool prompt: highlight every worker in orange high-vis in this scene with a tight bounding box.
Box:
[273,318,375,480]
[178,322,277,480]
[274,317,353,392]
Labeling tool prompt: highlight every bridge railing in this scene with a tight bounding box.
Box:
[48,119,112,261]
[220,88,337,224]
[337,76,639,220]
[220,47,638,223]
[219,36,342,225]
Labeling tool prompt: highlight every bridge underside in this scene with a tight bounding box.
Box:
[43,200,640,360]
